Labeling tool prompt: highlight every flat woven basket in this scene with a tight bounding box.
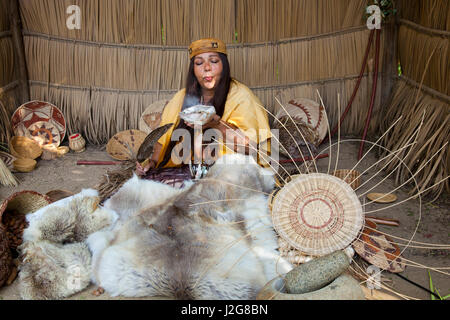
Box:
[138,100,170,134]
[332,169,361,190]
[271,173,364,256]
[106,129,147,160]
[352,220,405,273]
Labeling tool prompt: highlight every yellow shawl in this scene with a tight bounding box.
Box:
[156,79,271,167]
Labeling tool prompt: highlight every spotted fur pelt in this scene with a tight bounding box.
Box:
[87,154,293,299]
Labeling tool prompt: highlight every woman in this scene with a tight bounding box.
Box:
[136,38,271,185]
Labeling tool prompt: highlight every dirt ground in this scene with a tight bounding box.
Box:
[0,138,448,300]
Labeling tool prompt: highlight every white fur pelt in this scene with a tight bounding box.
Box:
[18,190,118,300]
[87,154,293,299]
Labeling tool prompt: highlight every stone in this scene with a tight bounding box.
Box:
[256,273,365,300]
[284,250,350,294]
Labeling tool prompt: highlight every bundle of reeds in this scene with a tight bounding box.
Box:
[0,158,18,187]
[380,80,449,200]
[0,101,12,145]
[96,160,135,204]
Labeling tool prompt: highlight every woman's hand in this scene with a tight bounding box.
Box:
[185,114,221,130]
[135,159,156,177]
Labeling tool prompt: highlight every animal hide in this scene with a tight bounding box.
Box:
[18,190,118,300]
[87,154,293,299]
[19,241,92,300]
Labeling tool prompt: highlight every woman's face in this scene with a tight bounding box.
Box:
[193,52,223,92]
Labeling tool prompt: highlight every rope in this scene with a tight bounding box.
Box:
[398,19,450,38]
[22,25,370,50]
[398,75,450,104]
[0,81,20,94]
[0,30,12,39]
[28,73,381,95]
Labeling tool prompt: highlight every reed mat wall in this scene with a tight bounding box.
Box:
[397,24,449,96]
[19,0,367,44]
[378,1,450,199]
[0,0,21,145]
[397,0,450,32]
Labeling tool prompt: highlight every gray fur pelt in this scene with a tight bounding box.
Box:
[87,154,293,299]
[18,190,118,300]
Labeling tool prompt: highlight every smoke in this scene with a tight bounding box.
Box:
[182,94,202,110]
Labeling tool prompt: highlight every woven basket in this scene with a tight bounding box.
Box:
[271,173,364,256]
[367,192,397,203]
[9,136,43,160]
[139,100,170,134]
[0,191,52,220]
[13,158,37,173]
[274,98,329,146]
[0,191,52,287]
[352,220,405,273]
[106,129,147,160]
[332,169,361,190]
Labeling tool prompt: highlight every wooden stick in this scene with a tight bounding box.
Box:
[278,153,328,164]
[77,160,122,165]
[365,216,400,227]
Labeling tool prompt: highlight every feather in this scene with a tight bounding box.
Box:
[136,123,174,162]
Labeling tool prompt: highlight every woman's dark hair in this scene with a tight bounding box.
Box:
[158,53,231,168]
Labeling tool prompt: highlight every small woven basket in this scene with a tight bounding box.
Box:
[332,169,361,190]
[9,136,42,160]
[13,158,37,173]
